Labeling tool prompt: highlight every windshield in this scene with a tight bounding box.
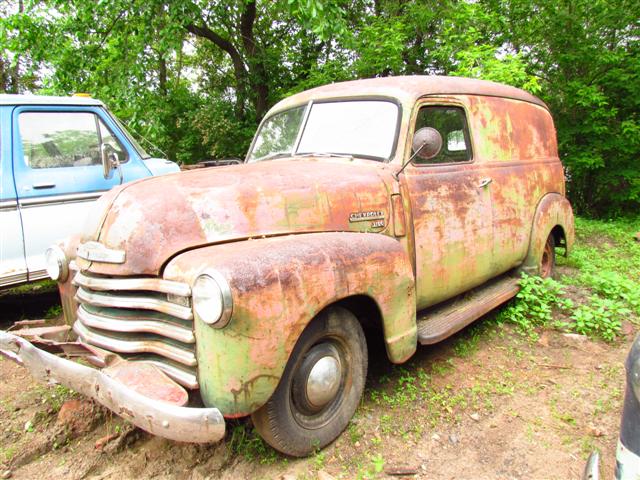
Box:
[247,100,399,162]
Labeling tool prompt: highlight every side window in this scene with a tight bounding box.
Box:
[19,112,101,169]
[18,112,128,169]
[413,106,472,164]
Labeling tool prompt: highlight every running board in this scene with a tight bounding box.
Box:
[417,275,520,345]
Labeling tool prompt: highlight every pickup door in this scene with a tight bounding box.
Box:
[11,106,153,282]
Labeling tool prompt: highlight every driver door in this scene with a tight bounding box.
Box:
[401,101,494,310]
[12,106,147,280]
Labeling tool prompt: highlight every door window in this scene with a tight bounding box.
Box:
[18,111,128,169]
[413,106,472,164]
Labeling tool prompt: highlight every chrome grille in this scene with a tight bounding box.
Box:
[73,271,198,389]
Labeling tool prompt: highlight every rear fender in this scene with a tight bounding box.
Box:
[164,232,417,416]
[522,193,575,273]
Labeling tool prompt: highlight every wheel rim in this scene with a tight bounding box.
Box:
[290,340,349,429]
[540,238,553,278]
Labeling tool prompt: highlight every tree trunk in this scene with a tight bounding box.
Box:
[186,22,248,120]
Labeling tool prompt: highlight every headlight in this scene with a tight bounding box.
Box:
[192,271,233,327]
[45,245,68,282]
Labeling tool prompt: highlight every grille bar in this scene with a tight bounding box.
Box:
[76,286,193,320]
[128,358,199,389]
[77,305,195,344]
[74,321,197,367]
[74,271,191,297]
[74,271,198,389]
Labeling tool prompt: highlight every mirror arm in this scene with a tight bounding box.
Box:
[115,158,123,184]
[393,141,427,181]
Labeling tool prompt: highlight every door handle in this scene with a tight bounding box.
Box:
[32,183,56,189]
[478,178,492,188]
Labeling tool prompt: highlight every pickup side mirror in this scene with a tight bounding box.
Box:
[101,144,123,183]
[412,127,443,162]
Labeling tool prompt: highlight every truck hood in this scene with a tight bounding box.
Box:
[84,158,395,276]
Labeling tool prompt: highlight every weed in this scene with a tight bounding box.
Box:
[570,296,629,341]
[579,272,640,314]
[31,384,76,425]
[504,274,572,334]
[1,445,17,463]
[348,422,363,444]
[453,327,482,358]
[227,422,278,464]
[370,453,384,473]
[580,436,598,456]
[313,450,326,469]
[45,304,63,319]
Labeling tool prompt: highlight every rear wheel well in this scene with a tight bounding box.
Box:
[550,225,567,256]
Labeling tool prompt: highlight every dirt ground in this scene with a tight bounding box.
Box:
[0,279,630,480]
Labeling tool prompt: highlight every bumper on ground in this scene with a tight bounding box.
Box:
[0,331,225,443]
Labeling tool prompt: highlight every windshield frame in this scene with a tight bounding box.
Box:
[106,110,153,159]
[245,96,403,163]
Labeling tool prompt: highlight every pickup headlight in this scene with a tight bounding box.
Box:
[45,245,68,282]
[192,271,233,328]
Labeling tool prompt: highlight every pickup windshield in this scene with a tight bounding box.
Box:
[247,100,399,162]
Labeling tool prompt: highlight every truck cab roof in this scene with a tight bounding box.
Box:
[0,94,104,107]
[270,75,548,115]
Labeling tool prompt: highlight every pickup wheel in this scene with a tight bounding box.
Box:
[251,306,367,457]
[539,234,556,278]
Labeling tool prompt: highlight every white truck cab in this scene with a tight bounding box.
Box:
[0,94,179,288]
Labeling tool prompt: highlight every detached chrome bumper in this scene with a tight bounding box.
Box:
[0,331,225,443]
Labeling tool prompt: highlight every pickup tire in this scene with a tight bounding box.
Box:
[251,306,367,457]
[539,234,556,278]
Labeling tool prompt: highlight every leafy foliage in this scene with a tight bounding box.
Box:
[1,0,638,213]
[504,274,572,333]
[571,296,629,342]
[504,216,640,342]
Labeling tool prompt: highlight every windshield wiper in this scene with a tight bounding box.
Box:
[253,152,292,162]
[296,152,354,160]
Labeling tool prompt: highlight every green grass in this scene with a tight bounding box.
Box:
[227,422,279,465]
[1,279,58,296]
[499,216,640,341]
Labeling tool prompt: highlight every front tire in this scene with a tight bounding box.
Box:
[251,306,367,457]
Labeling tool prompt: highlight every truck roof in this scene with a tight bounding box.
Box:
[271,75,548,114]
[0,94,104,107]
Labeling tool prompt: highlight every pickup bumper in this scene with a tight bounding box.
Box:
[0,331,225,443]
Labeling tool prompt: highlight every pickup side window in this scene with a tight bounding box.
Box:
[18,112,128,169]
[413,106,472,164]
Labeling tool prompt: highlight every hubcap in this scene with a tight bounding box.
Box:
[306,355,342,409]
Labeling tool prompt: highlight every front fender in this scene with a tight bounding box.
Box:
[522,193,575,272]
[164,232,417,416]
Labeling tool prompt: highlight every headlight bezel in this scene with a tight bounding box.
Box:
[192,270,233,328]
[45,245,69,282]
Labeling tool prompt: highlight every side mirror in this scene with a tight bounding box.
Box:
[412,127,443,161]
[101,144,122,182]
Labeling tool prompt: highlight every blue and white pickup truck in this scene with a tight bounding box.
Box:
[0,94,179,288]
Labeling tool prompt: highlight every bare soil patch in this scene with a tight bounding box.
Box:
[1,311,630,480]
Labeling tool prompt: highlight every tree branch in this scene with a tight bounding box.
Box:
[185,22,245,73]
[186,21,249,118]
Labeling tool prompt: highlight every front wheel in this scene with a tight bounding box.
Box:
[251,306,367,457]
